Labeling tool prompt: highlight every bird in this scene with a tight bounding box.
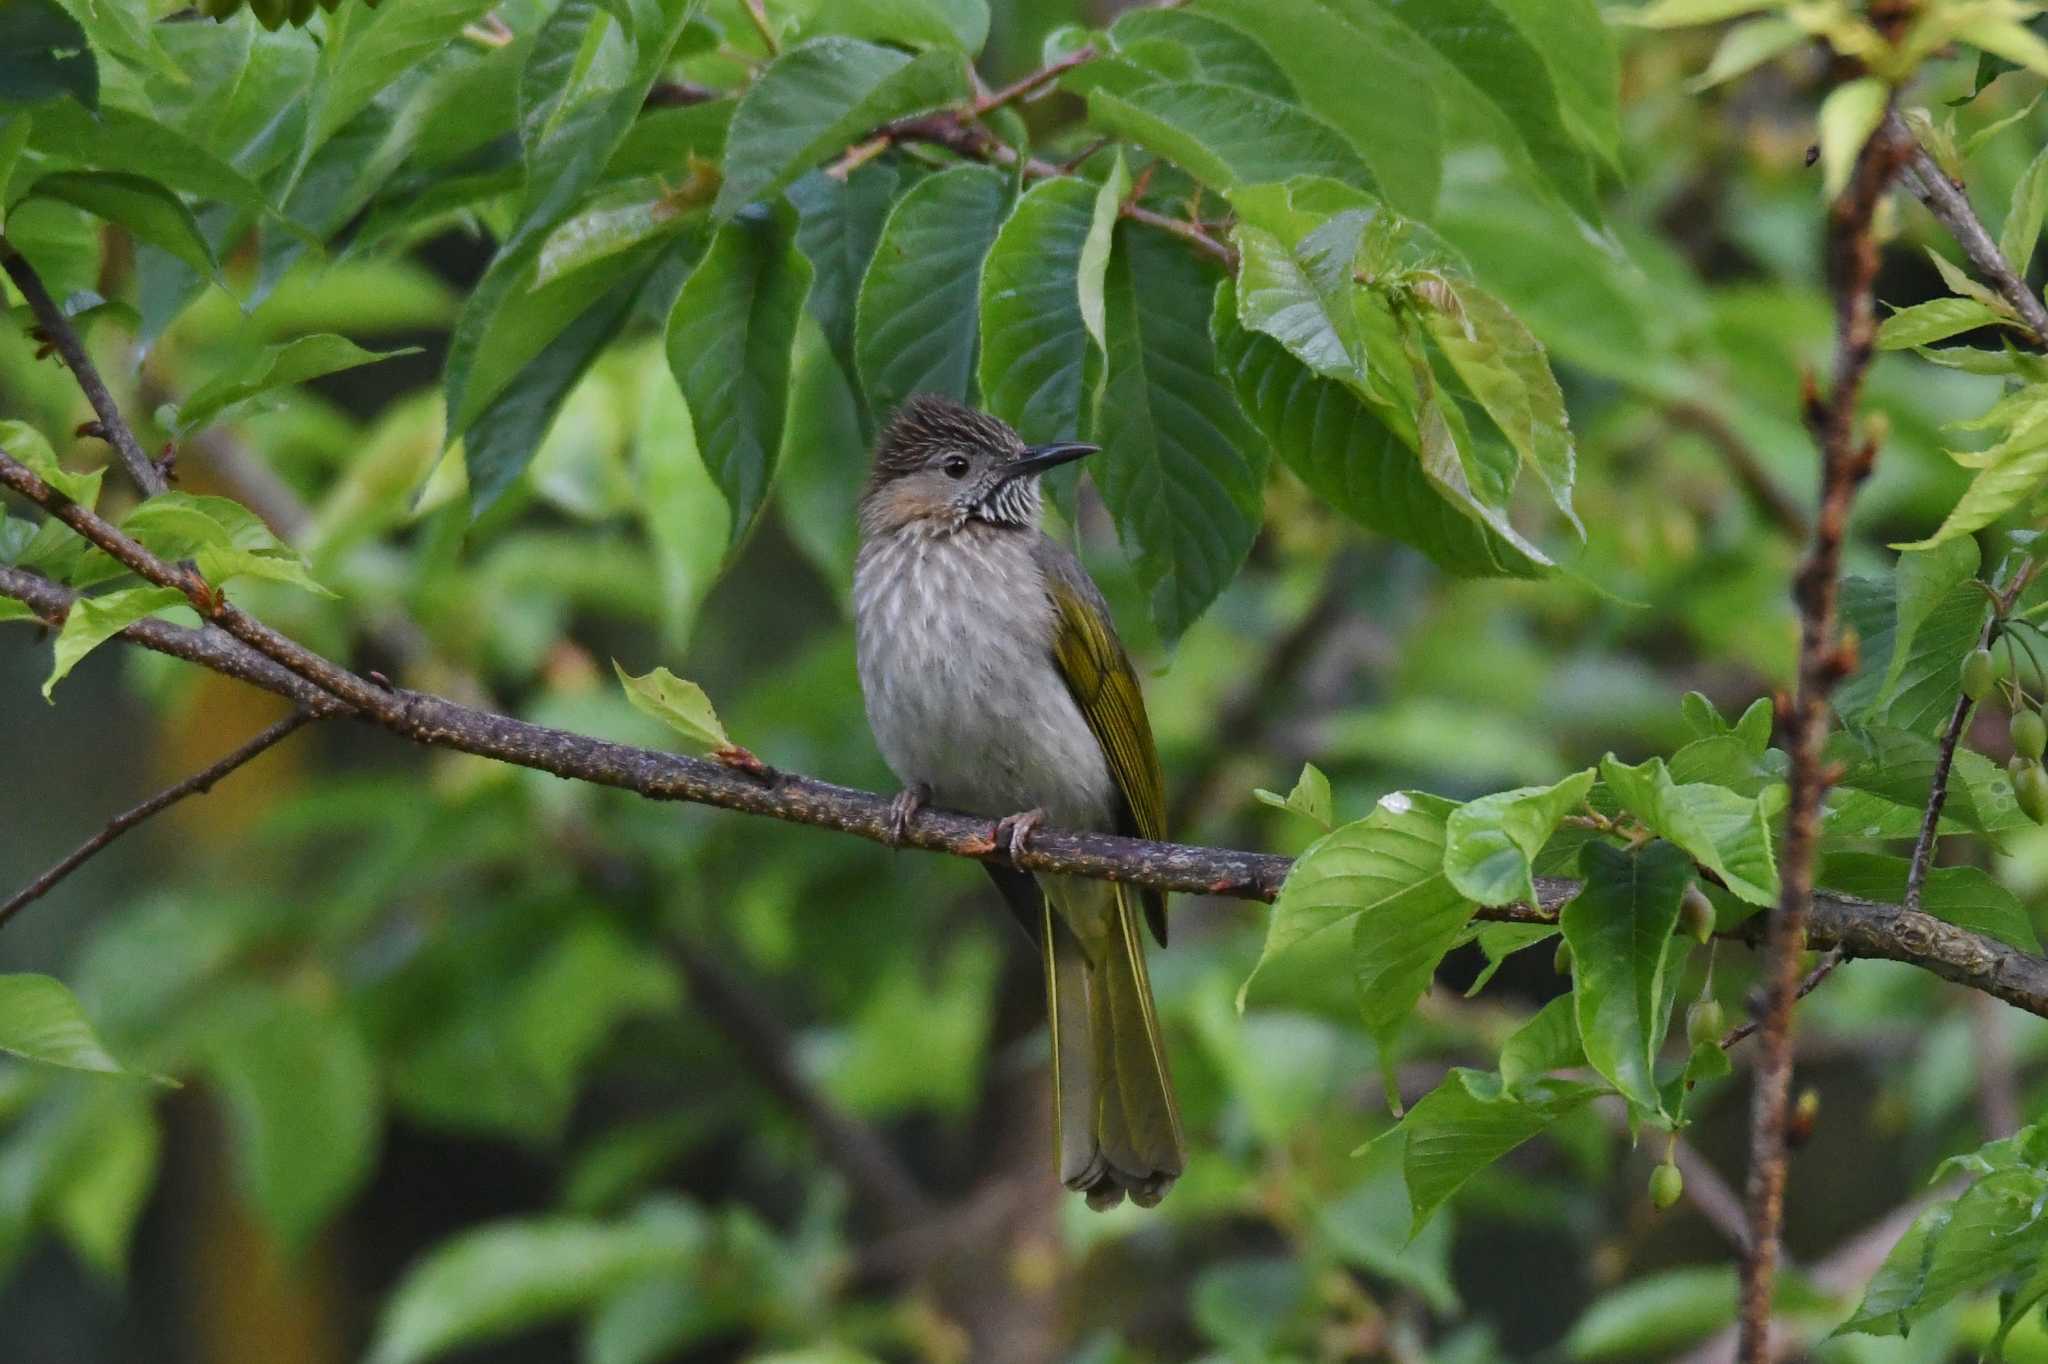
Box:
[851,393,1184,1210]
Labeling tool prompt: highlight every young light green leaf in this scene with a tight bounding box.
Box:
[856,164,1008,416]
[1599,754,1779,905]
[1959,15,2048,83]
[23,170,214,277]
[2003,141,2048,274]
[1442,768,1596,907]
[202,986,380,1246]
[1689,16,1806,90]
[666,204,813,540]
[1092,224,1268,638]
[1561,839,1694,1115]
[1252,762,1334,830]
[1497,993,1582,1094]
[1877,297,2008,349]
[1085,81,1369,195]
[43,586,186,699]
[1232,221,1373,388]
[1625,0,1777,24]
[1816,76,1888,202]
[1464,922,1556,997]
[0,973,137,1076]
[713,39,967,217]
[366,1206,708,1364]
[172,335,420,436]
[0,419,100,507]
[50,1087,160,1280]
[1389,1067,1605,1237]
[1896,427,2048,551]
[614,661,732,752]
[978,176,1095,445]
[1077,151,1130,355]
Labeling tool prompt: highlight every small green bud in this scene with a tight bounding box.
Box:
[2015,710,2047,762]
[1679,885,1715,944]
[1553,937,1572,976]
[2019,762,2048,825]
[1687,998,1726,1049]
[1963,647,1997,701]
[1649,1161,1684,1210]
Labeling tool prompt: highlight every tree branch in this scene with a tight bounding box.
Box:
[1888,112,2048,346]
[0,711,316,929]
[1736,112,1909,1364]
[0,234,168,497]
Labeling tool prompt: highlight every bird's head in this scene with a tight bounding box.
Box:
[860,394,1095,536]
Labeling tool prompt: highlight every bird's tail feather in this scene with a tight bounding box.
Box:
[1043,883,1184,1210]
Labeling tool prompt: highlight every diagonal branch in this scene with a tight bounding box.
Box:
[0,710,317,928]
[0,235,167,498]
[1887,112,2048,345]
[1736,110,1911,1364]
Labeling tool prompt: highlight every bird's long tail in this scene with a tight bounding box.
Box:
[1042,879,1184,1209]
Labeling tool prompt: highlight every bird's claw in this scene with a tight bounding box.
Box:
[993,808,1046,864]
[886,784,929,847]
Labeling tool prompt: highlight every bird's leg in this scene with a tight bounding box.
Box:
[885,782,931,847]
[993,807,1046,863]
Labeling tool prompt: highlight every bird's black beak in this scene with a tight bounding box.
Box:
[1003,442,1098,481]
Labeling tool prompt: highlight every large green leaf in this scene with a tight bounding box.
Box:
[666,204,813,540]
[1212,282,1548,578]
[1560,839,1693,1114]
[789,163,903,406]
[24,170,214,276]
[1196,0,1440,214]
[172,334,418,436]
[977,176,1096,445]
[1086,81,1369,195]
[1838,1165,2048,1339]
[1599,754,1780,906]
[21,102,284,228]
[1819,852,2040,952]
[1836,574,1986,736]
[1390,1067,1604,1236]
[1110,8,1296,93]
[804,0,990,51]
[0,0,96,111]
[1092,225,1267,638]
[1486,0,1621,166]
[304,0,498,159]
[1443,769,1595,907]
[1899,427,2048,550]
[202,986,380,1247]
[0,974,137,1075]
[854,164,1007,418]
[713,38,966,217]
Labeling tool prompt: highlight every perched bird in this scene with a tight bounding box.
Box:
[852,394,1184,1210]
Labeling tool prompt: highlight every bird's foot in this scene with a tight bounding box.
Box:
[885,783,930,847]
[993,808,1046,863]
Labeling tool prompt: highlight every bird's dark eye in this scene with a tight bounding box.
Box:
[941,455,971,479]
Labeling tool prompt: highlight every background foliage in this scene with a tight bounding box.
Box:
[10,0,2048,1360]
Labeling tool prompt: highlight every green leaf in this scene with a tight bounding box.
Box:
[24,171,214,277]
[49,0,176,84]
[1442,769,1595,907]
[666,204,812,539]
[1838,1167,2048,1337]
[50,1087,159,1280]
[1416,276,1579,530]
[790,162,903,408]
[1212,282,1547,578]
[0,0,96,111]
[1086,81,1370,195]
[121,491,330,598]
[535,176,704,289]
[366,1205,708,1364]
[172,334,419,436]
[855,164,1007,415]
[1960,15,2048,84]
[1878,296,2008,349]
[1092,223,1267,638]
[1487,0,1621,164]
[1879,538,1980,708]
[202,986,380,1246]
[1390,1067,1604,1236]
[304,0,498,158]
[1561,839,1693,1114]
[1077,150,1130,355]
[1838,573,1988,735]
[1231,218,1376,388]
[1898,428,2048,550]
[1599,754,1780,906]
[1197,0,1441,215]
[43,586,186,699]
[1819,852,2040,952]
[1625,0,1777,24]
[614,662,732,752]
[713,39,967,217]
[634,344,730,646]
[2005,141,2048,276]
[1565,1266,1738,1361]
[1498,993,1583,1093]
[0,418,99,507]
[1816,76,1888,201]
[20,102,288,234]
[1689,16,1807,90]
[1110,9,1296,93]
[1465,922,1556,997]
[1252,762,1334,830]
[804,0,990,51]
[0,974,137,1075]
[977,176,1096,445]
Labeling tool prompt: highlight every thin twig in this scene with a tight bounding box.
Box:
[668,938,931,1225]
[1888,112,2048,346]
[7,554,2048,1024]
[1719,947,1845,1049]
[971,45,1097,116]
[0,711,316,929]
[1905,561,2037,914]
[0,235,167,497]
[1736,111,1910,1364]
